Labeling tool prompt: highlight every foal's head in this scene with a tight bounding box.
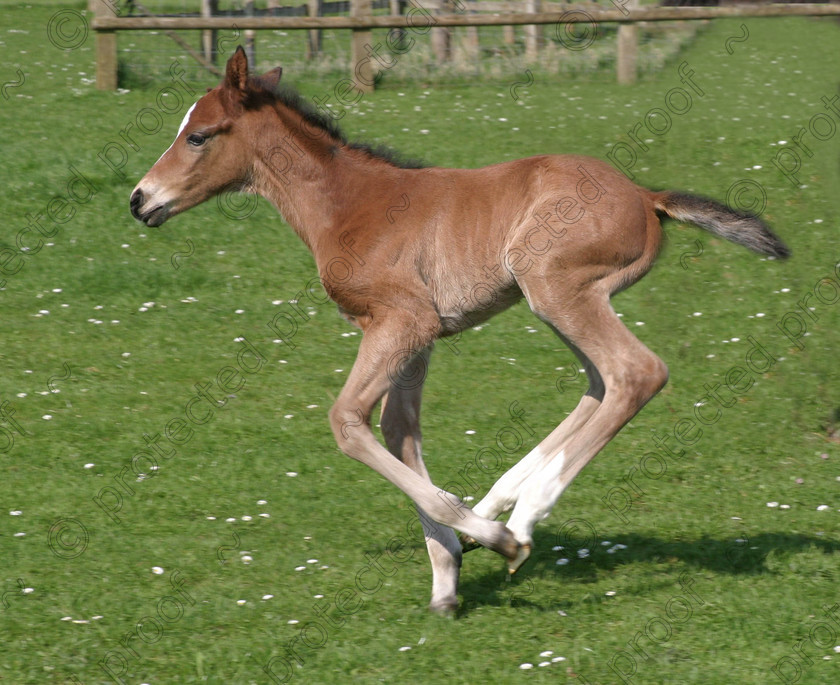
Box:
[130,47,282,227]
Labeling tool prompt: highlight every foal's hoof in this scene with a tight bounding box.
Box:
[459,533,481,553]
[507,542,532,575]
[429,598,458,617]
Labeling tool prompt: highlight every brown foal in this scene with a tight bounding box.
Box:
[130,48,789,613]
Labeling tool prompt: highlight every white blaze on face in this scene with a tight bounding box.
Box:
[155,101,197,163]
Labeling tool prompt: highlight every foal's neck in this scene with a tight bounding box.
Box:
[251,103,389,252]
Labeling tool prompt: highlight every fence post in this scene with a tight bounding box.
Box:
[350,0,374,93]
[431,0,452,62]
[524,0,543,60]
[389,0,405,54]
[244,0,257,68]
[503,24,515,47]
[306,0,322,59]
[201,0,218,64]
[465,17,479,60]
[617,0,639,84]
[90,0,118,90]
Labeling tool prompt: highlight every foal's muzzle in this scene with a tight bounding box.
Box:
[130,188,170,227]
[129,188,144,219]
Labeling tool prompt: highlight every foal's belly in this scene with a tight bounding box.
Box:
[437,282,523,336]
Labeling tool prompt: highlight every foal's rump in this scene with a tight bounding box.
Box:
[500,153,790,300]
[501,154,661,296]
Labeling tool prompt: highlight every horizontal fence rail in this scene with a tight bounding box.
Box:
[92,4,840,29]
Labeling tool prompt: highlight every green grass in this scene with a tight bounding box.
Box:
[2,3,840,684]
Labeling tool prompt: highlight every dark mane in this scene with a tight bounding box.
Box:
[347,141,427,170]
[271,83,426,170]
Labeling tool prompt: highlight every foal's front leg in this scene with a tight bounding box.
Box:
[380,348,462,614]
[328,312,523,572]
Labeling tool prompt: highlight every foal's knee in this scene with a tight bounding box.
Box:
[328,403,369,457]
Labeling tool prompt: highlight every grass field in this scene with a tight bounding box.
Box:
[2,3,840,684]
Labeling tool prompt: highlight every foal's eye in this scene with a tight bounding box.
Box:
[186,132,206,147]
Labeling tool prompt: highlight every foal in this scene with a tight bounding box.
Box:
[131,48,789,613]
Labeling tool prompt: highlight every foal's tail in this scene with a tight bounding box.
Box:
[651,191,791,259]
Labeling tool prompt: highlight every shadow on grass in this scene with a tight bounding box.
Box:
[457,529,840,612]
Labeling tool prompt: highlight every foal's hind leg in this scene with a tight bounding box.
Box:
[504,288,668,566]
[471,350,603,523]
[380,348,462,614]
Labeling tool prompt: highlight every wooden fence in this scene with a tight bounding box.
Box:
[89,0,840,91]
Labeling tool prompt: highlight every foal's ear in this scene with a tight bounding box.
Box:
[224,46,249,94]
[260,66,283,91]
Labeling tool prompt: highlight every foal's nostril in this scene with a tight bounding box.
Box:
[130,188,144,219]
